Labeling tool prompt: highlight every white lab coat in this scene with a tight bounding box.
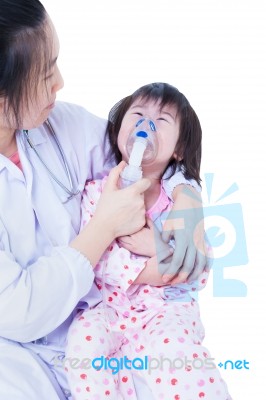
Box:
[0,101,196,399]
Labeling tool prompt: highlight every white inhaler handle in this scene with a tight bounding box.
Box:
[120,131,148,187]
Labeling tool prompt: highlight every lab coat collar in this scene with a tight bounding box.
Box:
[0,126,47,174]
[23,126,48,147]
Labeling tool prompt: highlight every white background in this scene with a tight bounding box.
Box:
[43,1,265,398]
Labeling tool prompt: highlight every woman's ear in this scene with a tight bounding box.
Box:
[173,151,183,162]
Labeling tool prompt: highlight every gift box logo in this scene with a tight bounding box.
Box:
[203,173,248,297]
[159,173,248,297]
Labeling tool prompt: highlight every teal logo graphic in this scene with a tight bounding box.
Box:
[203,173,248,296]
[158,173,248,297]
[217,359,249,370]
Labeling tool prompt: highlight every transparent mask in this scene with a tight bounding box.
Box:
[120,118,158,187]
[125,118,158,165]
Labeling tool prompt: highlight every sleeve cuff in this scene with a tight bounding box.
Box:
[163,171,201,201]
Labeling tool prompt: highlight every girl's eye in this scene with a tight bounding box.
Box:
[133,112,143,116]
[44,74,53,81]
[157,117,168,122]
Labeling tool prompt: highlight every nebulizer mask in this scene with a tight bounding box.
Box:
[120,118,158,187]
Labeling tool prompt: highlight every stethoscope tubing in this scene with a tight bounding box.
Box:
[23,119,80,203]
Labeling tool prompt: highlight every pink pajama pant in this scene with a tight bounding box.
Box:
[65,301,231,400]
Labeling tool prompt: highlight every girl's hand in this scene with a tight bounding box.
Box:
[117,218,156,257]
[118,218,172,258]
[133,246,174,286]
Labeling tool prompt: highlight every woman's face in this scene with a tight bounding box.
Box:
[117,97,181,178]
[1,17,64,131]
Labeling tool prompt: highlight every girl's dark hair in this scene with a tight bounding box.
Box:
[107,82,202,185]
[0,0,49,126]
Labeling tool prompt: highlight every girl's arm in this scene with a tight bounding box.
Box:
[161,182,210,285]
[119,217,210,290]
[117,218,174,286]
[132,248,173,286]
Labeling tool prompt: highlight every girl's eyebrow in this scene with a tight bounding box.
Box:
[160,110,175,120]
[130,104,146,110]
[130,105,176,120]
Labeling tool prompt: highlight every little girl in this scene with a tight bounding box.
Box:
[66,83,231,400]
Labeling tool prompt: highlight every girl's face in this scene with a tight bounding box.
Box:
[118,97,181,178]
[0,17,64,131]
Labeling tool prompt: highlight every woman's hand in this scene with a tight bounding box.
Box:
[94,161,151,238]
[161,184,210,284]
[70,162,150,266]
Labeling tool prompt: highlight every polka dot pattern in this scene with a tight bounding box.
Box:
[65,179,231,399]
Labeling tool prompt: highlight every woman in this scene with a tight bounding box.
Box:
[0,1,208,399]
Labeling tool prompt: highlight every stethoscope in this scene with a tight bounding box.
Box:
[23,119,81,203]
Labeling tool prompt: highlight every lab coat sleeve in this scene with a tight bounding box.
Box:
[0,246,95,343]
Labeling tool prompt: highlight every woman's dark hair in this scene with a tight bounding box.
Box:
[0,0,49,126]
[106,82,202,185]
